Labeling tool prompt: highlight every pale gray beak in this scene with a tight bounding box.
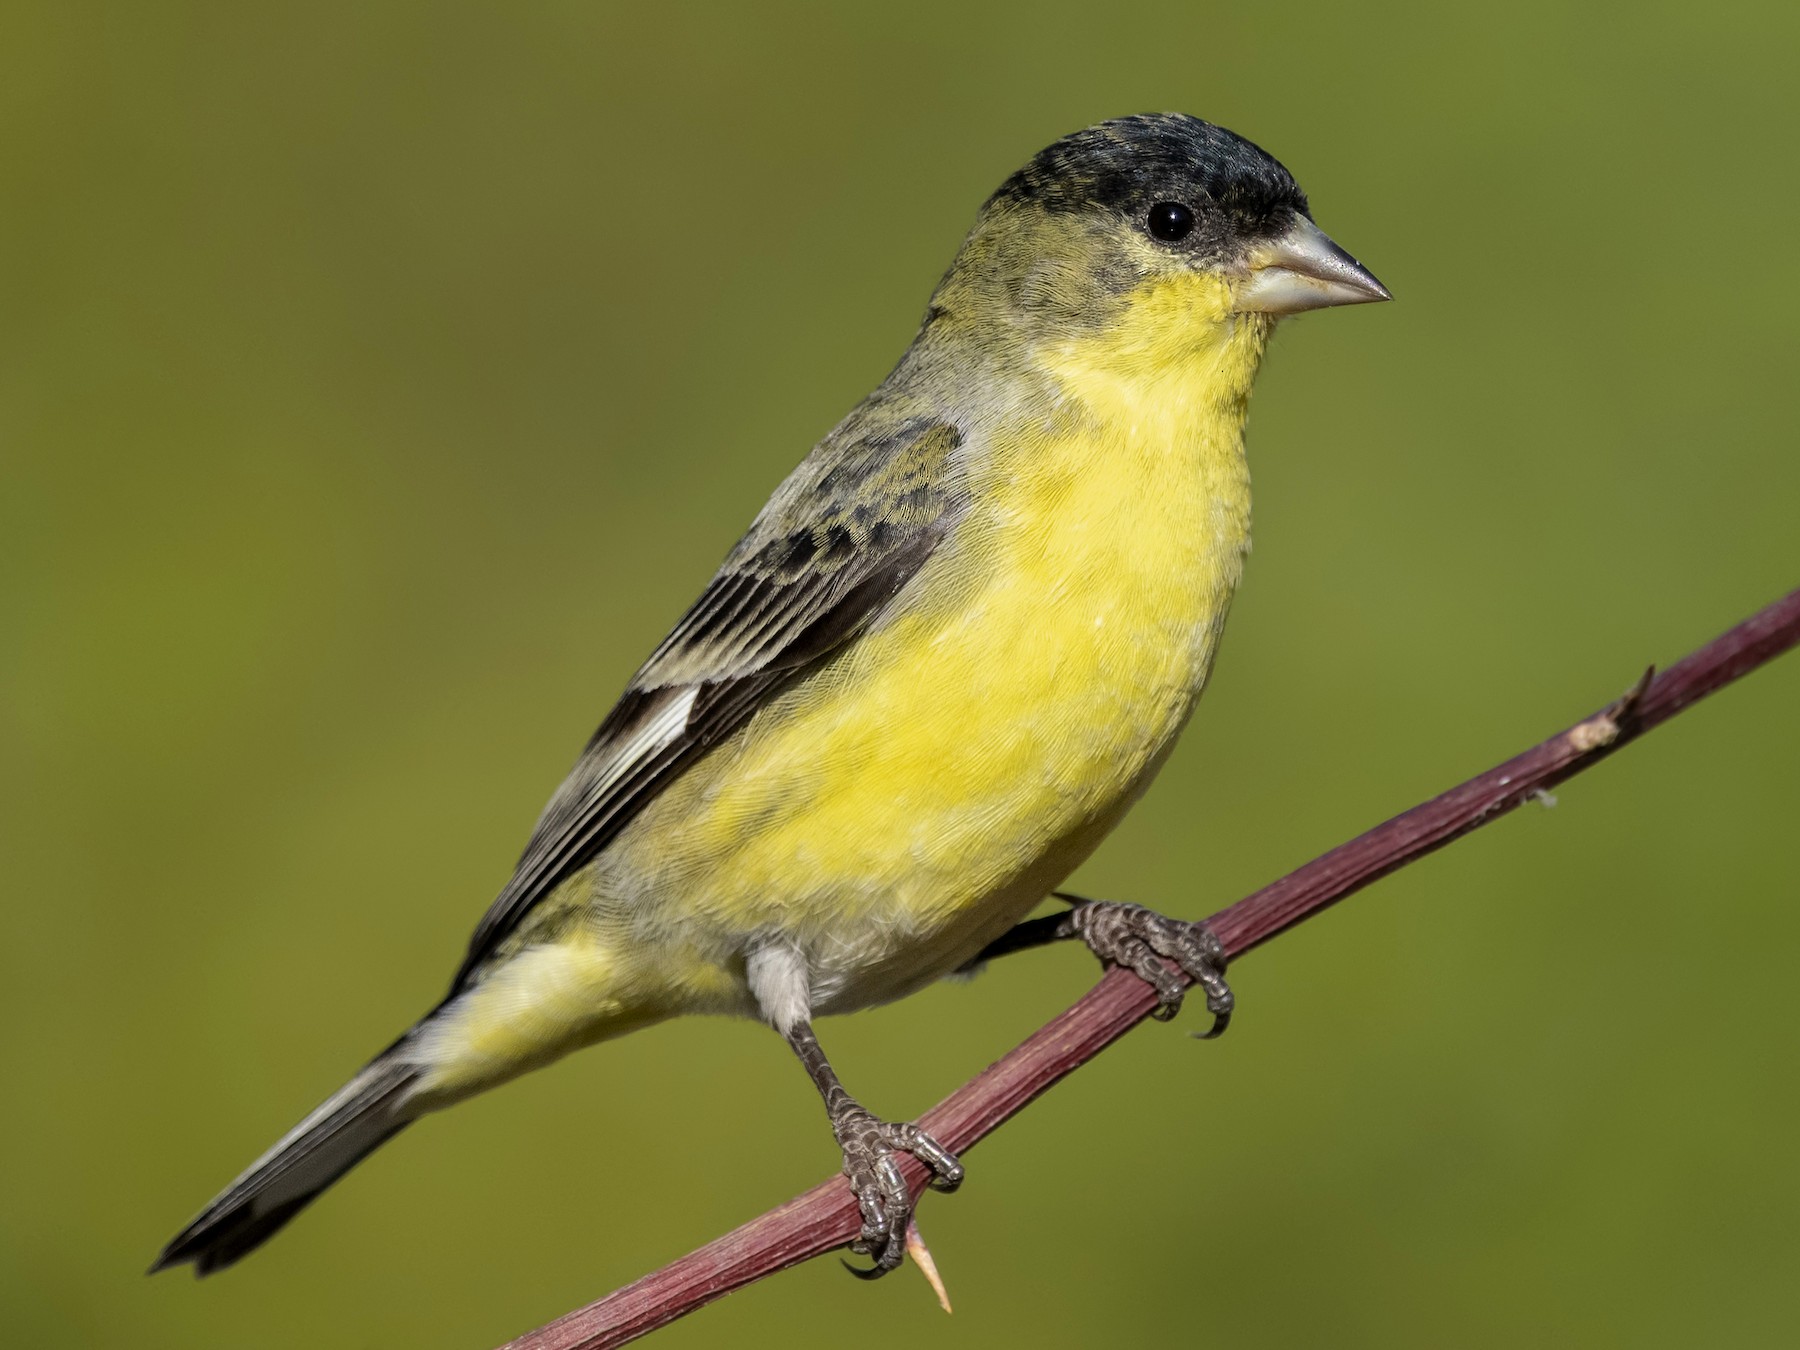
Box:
[1233,215,1391,315]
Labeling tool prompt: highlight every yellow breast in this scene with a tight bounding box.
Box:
[602,285,1269,1005]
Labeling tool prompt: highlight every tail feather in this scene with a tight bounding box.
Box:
[152,1051,420,1276]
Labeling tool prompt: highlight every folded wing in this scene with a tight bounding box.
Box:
[450,414,965,990]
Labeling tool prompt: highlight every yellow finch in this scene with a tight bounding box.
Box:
[155,113,1387,1277]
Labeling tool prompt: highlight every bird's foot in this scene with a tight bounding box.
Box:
[832,1106,962,1277]
[1060,899,1234,1037]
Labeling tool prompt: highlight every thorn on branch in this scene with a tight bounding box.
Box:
[1617,664,1656,722]
[905,1218,952,1314]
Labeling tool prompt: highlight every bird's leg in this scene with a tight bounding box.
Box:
[960,894,1235,1038]
[783,1020,963,1276]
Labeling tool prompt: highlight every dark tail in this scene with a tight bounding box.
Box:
[151,1049,420,1276]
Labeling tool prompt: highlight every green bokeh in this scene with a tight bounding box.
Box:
[6,3,1798,1346]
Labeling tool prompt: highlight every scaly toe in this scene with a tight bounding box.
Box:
[1064,901,1234,1033]
[835,1113,961,1278]
[887,1121,963,1193]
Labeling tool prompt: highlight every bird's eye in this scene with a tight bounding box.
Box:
[1146,201,1195,243]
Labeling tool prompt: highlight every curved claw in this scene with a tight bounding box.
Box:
[841,1256,890,1281]
[1190,963,1235,1040]
[1192,1007,1231,1040]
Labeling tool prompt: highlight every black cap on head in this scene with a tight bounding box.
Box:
[992,114,1309,253]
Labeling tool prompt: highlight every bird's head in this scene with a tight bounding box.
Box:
[932,114,1387,384]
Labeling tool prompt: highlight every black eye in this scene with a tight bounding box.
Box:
[1147,201,1195,243]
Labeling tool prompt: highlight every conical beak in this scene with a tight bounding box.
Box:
[1233,215,1391,315]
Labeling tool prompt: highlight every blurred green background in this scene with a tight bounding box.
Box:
[5,2,1799,1346]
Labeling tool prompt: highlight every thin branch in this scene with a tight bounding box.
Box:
[502,586,1800,1350]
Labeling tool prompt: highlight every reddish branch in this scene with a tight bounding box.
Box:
[502,586,1800,1350]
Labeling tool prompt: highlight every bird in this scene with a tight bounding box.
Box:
[153,112,1389,1279]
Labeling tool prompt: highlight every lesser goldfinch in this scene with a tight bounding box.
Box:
[154,113,1387,1278]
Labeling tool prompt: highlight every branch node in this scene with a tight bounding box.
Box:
[1565,713,1620,754]
[1569,665,1657,754]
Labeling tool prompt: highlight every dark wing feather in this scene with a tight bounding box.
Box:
[449,416,964,990]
